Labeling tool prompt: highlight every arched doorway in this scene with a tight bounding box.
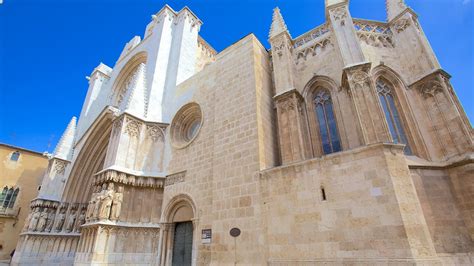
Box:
[159,194,197,266]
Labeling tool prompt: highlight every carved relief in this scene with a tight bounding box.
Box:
[65,207,77,233]
[349,70,370,89]
[36,209,48,232]
[165,172,186,186]
[28,207,41,231]
[331,7,347,21]
[45,208,56,232]
[94,169,165,189]
[272,36,293,57]
[54,205,67,232]
[418,81,444,98]
[53,160,67,175]
[147,125,164,142]
[75,207,86,233]
[99,183,114,220]
[125,117,141,137]
[111,116,124,137]
[110,186,123,221]
[278,100,296,113]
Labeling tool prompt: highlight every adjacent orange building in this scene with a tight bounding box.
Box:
[0,143,47,263]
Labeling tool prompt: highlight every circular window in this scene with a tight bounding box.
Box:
[171,103,203,149]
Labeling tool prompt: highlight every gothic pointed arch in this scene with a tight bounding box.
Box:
[62,109,115,203]
[162,193,197,223]
[372,65,428,158]
[302,75,346,157]
[111,52,148,108]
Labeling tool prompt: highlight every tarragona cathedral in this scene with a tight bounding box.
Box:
[12,1,473,265]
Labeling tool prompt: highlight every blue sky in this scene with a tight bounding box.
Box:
[0,0,472,153]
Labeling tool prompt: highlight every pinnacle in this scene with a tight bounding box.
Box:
[269,7,290,39]
[53,116,77,161]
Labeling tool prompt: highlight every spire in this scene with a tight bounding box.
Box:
[269,7,290,39]
[53,116,77,161]
[386,0,407,21]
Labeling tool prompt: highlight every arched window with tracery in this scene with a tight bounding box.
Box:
[376,78,412,154]
[1,187,19,208]
[313,89,341,155]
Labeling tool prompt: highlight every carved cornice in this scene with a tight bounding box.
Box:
[94,169,165,188]
[165,171,186,186]
[30,198,60,209]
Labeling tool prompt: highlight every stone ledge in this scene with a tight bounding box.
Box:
[93,169,165,188]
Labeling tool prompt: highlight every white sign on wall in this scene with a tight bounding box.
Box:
[201,229,212,244]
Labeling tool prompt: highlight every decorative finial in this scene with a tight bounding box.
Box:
[269,7,290,39]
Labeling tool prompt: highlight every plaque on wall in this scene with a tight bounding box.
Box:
[201,229,212,244]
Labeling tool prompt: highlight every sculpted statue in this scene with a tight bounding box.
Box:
[99,183,114,220]
[55,206,66,232]
[65,208,77,232]
[45,208,56,232]
[110,186,124,221]
[86,198,95,221]
[36,208,48,232]
[75,208,86,233]
[93,184,107,220]
[28,207,40,231]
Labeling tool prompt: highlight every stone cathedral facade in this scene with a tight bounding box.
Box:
[12,1,473,265]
